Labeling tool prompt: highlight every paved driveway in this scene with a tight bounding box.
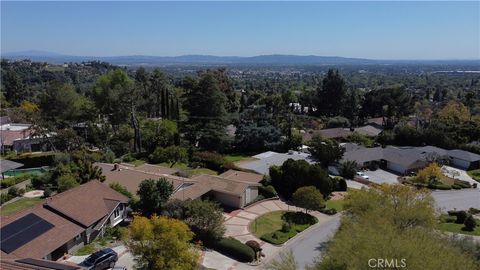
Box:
[363,169,400,184]
[274,215,341,269]
[431,189,480,211]
[442,165,479,189]
[202,199,336,269]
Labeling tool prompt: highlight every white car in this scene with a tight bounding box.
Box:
[356,172,370,180]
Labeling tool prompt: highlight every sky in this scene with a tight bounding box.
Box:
[1,1,479,60]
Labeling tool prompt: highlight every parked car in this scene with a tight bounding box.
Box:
[356,172,370,180]
[81,248,118,270]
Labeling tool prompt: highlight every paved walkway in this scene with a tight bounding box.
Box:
[201,199,336,270]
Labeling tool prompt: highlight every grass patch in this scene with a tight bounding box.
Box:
[158,162,218,176]
[75,244,96,256]
[126,159,146,166]
[223,154,252,163]
[438,220,480,236]
[467,169,480,182]
[1,197,44,216]
[325,199,345,212]
[249,211,317,245]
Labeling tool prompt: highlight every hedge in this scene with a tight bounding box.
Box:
[9,153,57,168]
[214,237,255,262]
[0,174,30,189]
[259,185,277,198]
[453,179,471,188]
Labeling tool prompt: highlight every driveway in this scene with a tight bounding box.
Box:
[363,169,400,184]
[279,215,341,269]
[442,165,479,189]
[431,189,480,211]
[201,199,336,269]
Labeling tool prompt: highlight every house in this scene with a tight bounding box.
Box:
[96,163,264,208]
[0,181,128,261]
[341,145,480,175]
[236,151,314,175]
[0,123,32,153]
[1,258,81,270]
[172,174,261,208]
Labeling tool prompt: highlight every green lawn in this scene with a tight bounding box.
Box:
[467,169,480,182]
[438,220,480,236]
[223,154,252,163]
[249,211,285,237]
[249,211,317,245]
[1,197,44,216]
[126,159,146,166]
[158,162,218,176]
[325,199,345,212]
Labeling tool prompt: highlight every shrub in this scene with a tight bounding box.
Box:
[281,222,292,233]
[336,177,347,191]
[0,174,30,188]
[282,212,317,225]
[468,208,480,215]
[191,151,226,172]
[0,193,13,205]
[429,183,452,190]
[441,215,457,223]
[451,184,462,190]
[43,187,52,198]
[259,185,277,198]
[463,215,477,232]
[320,208,338,215]
[214,238,255,262]
[10,152,57,168]
[245,240,262,252]
[455,211,468,224]
[7,186,20,197]
[453,179,471,189]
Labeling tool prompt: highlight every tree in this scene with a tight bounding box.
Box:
[309,136,344,168]
[149,146,188,168]
[309,185,479,270]
[57,174,79,192]
[141,119,178,154]
[183,199,226,246]
[292,186,325,213]
[437,100,471,124]
[270,159,334,200]
[463,215,477,232]
[339,160,357,179]
[124,215,199,270]
[77,159,106,184]
[234,106,283,152]
[109,182,133,199]
[263,250,297,270]
[183,70,231,151]
[316,69,347,117]
[415,162,442,185]
[2,69,27,106]
[137,178,174,217]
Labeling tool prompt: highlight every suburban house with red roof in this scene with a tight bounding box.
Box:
[0,180,128,261]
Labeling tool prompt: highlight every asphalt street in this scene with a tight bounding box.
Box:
[282,215,342,269]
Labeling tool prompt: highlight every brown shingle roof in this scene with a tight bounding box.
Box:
[219,170,263,183]
[1,259,80,270]
[97,163,191,195]
[0,204,84,260]
[45,180,128,227]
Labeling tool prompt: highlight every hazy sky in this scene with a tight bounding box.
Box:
[1,1,479,59]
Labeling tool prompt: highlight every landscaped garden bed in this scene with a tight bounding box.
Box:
[438,209,480,236]
[249,210,317,245]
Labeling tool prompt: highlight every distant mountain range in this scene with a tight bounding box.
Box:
[2,50,479,66]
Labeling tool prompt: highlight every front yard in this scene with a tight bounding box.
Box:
[438,220,480,236]
[325,199,345,212]
[467,169,480,182]
[1,197,44,216]
[249,210,317,245]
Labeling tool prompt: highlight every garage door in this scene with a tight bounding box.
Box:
[387,162,407,175]
[451,158,470,169]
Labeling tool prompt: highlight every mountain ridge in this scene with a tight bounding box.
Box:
[2,51,479,66]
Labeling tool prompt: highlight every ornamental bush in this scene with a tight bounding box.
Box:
[214,238,255,262]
